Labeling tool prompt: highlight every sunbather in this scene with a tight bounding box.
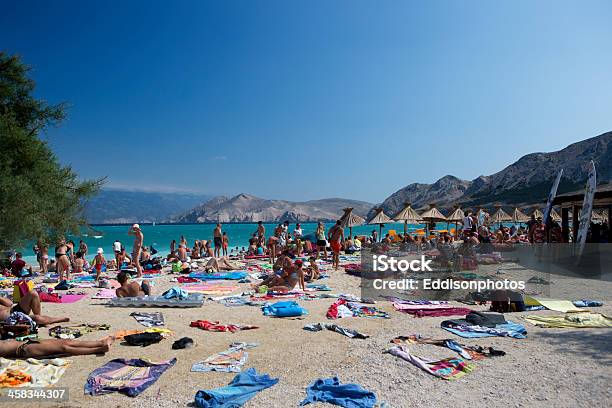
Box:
[204,257,239,272]
[0,336,114,358]
[115,271,151,298]
[267,259,305,292]
[0,290,69,326]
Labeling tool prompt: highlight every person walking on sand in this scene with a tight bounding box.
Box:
[316,222,328,260]
[213,223,223,257]
[328,220,344,270]
[128,224,143,278]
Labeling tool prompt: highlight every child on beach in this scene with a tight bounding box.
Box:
[92,248,106,281]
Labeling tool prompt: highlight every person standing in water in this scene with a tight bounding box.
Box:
[128,224,143,277]
[213,223,223,258]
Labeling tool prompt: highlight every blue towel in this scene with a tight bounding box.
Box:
[300,377,376,408]
[162,287,188,300]
[262,301,307,317]
[442,321,527,339]
[573,300,603,308]
[189,272,248,281]
[194,368,278,408]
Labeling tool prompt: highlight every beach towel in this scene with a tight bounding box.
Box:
[327,299,389,319]
[523,296,582,313]
[38,292,62,303]
[441,320,527,339]
[262,301,308,317]
[113,328,173,339]
[48,324,110,339]
[0,357,71,387]
[392,303,472,318]
[191,342,257,373]
[386,346,475,380]
[85,358,176,397]
[390,335,505,360]
[190,320,258,332]
[524,312,612,328]
[189,272,248,281]
[109,293,204,308]
[59,293,88,303]
[130,312,164,327]
[299,377,377,407]
[92,288,116,299]
[181,284,239,295]
[194,368,278,407]
[572,300,603,308]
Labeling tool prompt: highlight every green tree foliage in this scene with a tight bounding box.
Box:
[0,52,102,250]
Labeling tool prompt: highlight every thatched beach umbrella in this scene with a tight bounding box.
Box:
[367,208,394,242]
[511,208,530,224]
[393,202,423,236]
[338,207,365,238]
[445,206,465,237]
[550,208,562,223]
[491,205,512,228]
[532,208,543,219]
[420,203,447,236]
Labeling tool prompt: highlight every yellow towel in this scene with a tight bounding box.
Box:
[523,296,583,313]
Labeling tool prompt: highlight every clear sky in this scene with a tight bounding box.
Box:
[2,1,612,203]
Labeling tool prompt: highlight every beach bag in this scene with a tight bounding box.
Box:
[264,301,306,317]
[13,280,34,302]
[124,332,163,346]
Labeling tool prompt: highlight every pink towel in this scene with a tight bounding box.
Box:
[60,294,88,303]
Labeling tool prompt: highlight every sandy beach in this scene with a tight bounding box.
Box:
[2,255,611,408]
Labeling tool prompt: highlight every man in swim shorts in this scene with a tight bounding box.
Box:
[213,223,223,257]
[328,220,344,270]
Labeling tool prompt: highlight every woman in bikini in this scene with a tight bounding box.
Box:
[55,239,71,281]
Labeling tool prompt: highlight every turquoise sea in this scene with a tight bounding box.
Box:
[18,221,466,263]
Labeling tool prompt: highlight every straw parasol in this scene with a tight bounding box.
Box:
[550,208,562,223]
[532,208,543,219]
[420,203,447,236]
[490,205,512,228]
[511,208,530,224]
[338,207,365,238]
[367,208,394,242]
[393,202,423,236]
[445,206,465,237]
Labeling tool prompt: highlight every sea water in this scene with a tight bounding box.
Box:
[18,221,513,264]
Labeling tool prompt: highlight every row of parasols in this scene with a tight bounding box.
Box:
[338,203,605,238]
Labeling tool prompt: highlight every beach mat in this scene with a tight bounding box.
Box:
[109,293,204,308]
[524,296,582,313]
[189,272,248,281]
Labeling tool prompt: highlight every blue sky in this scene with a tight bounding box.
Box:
[2,1,612,202]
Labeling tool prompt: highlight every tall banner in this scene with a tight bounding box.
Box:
[543,169,563,226]
[576,161,596,259]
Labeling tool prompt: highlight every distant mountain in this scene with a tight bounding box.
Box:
[172,193,373,223]
[84,189,213,224]
[378,131,612,215]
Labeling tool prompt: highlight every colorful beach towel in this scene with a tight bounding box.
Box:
[130,312,165,327]
[190,320,258,332]
[191,343,258,373]
[392,303,472,318]
[300,377,377,407]
[59,293,88,303]
[386,345,475,380]
[85,358,176,397]
[441,320,527,339]
[194,368,278,407]
[189,272,248,281]
[0,357,71,387]
[327,298,389,319]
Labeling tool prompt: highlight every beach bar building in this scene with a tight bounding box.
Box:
[553,183,612,243]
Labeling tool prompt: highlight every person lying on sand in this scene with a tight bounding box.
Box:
[204,257,239,272]
[304,256,320,281]
[0,290,69,326]
[0,336,114,358]
[115,271,151,298]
